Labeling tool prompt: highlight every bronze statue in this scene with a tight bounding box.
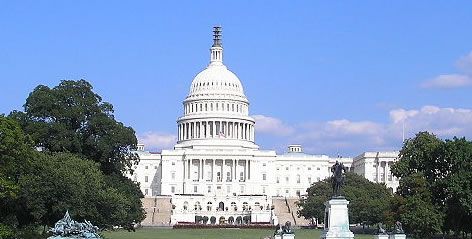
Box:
[48,210,101,238]
[331,161,347,197]
[377,222,387,235]
[394,221,404,234]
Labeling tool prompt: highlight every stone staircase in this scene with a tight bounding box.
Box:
[273,198,311,227]
[285,199,311,226]
[140,197,172,226]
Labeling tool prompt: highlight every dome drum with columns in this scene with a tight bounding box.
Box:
[175,26,257,150]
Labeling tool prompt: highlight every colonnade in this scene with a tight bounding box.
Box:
[375,161,393,182]
[182,159,250,182]
[178,121,254,142]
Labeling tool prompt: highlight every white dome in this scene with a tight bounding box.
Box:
[187,64,247,100]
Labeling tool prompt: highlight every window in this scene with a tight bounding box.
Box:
[317,167,320,171]
[145,176,148,182]
[194,185,198,193]
[296,175,300,184]
[276,167,279,171]
[262,173,266,181]
[227,185,231,193]
[240,172,244,181]
[226,172,231,182]
[172,161,175,166]
[276,176,280,183]
[263,163,266,167]
[217,172,221,182]
[145,166,148,169]
[308,177,312,184]
[154,166,158,169]
[171,186,175,193]
[296,190,301,197]
[285,167,289,171]
[171,172,175,180]
[208,185,212,193]
[145,189,148,195]
[262,187,266,194]
[285,176,289,182]
[308,167,311,171]
[240,186,244,194]
[297,167,300,171]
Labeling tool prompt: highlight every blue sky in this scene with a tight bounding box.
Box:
[1,1,472,156]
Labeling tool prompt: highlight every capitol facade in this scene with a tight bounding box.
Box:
[130,27,399,226]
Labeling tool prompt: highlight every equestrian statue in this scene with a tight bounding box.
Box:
[331,160,347,198]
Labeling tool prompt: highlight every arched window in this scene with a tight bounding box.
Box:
[207,202,212,211]
[195,201,201,211]
[226,172,231,182]
[183,201,188,211]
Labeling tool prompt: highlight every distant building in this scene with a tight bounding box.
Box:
[129,27,399,226]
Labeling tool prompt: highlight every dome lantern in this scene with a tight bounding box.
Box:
[210,26,223,65]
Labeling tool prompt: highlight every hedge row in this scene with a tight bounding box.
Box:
[173,223,275,229]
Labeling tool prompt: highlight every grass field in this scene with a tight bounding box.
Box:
[102,228,374,239]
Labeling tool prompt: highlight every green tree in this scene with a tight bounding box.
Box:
[395,173,443,239]
[4,80,146,232]
[0,115,35,238]
[391,132,472,238]
[10,79,138,174]
[18,152,145,229]
[297,172,392,227]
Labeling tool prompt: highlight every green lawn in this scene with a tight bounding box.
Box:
[102,228,374,239]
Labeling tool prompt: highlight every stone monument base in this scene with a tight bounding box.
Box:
[389,234,406,239]
[282,234,295,239]
[374,235,389,239]
[320,197,354,239]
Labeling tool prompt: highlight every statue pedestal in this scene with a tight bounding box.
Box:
[282,234,295,239]
[389,234,406,239]
[374,235,389,239]
[320,197,354,239]
[274,235,282,239]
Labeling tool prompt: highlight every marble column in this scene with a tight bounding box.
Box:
[212,159,215,182]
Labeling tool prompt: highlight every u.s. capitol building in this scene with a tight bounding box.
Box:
[130,27,399,226]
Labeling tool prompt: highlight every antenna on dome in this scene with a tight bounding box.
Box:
[212,25,222,47]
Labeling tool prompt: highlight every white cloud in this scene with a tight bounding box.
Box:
[253,115,295,136]
[256,105,472,156]
[137,131,177,151]
[456,51,472,73]
[389,109,419,123]
[420,74,471,88]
